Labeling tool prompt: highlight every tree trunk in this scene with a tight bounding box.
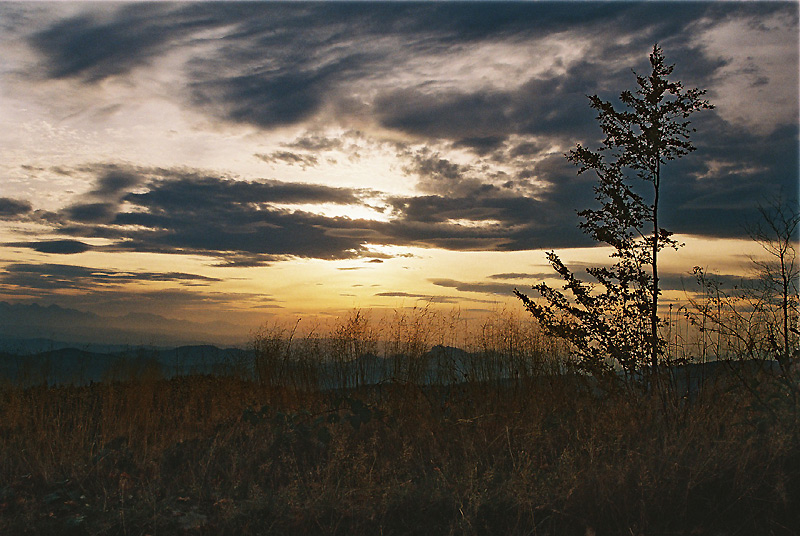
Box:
[651,158,660,372]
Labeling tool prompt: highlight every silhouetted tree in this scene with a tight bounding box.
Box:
[747,198,799,370]
[515,45,713,379]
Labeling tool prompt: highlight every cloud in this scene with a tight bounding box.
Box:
[488,272,554,281]
[390,193,530,225]
[22,3,727,135]
[372,58,627,149]
[67,174,576,259]
[64,202,119,224]
[400,149,490,197]
[125,172,364,207]
[0,263,220,292]
[35,162,598,262]
[23,114,793,265]
[429,278,516,296]
[28,4,200,82]
[661,120,799,237]
[90,168,144,198]
[374,291,460,304]
[55,165,149,224]
[46,166,378,261]
[659,271,762,295]
[9,239,92,255]
[285,133,345,152]
[210,255,282,268]
[255,151,319,169]
[385,190,589,252]
[691,7,799,135]
[453,136,507,155]
[377,89,514,142]
[374,291,495,304]
[0,198,33,219]
[191,70,336,129]
[17,4,798,260]
[430,269,765,300]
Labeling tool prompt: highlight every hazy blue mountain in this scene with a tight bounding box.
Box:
[0,344,255,386]
[0,331,784,393]
[0,301,249,347]
[0,337,165,354]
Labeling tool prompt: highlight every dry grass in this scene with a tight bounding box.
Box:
[1,309,798,535]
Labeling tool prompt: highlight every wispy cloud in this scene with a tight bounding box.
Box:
[1,263,220,291]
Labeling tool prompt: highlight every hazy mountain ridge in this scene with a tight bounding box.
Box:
[0,301,249,347]
[1,337,783,395]
[0,343,253,386]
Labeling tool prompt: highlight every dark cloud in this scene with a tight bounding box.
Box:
[65,202,118,224]
[374,58,621,149]
[27,2,739,133]
[29,4,196,81]
[374,291,494,305]
[285,134,345,152]
[453,136,507,155]
[375,291,427,298]
[210,255,281,268]
[390,194,528,225]
[429,278,516,296]
[191,69,335,128]
[33,119,793,264]
[27,3,795,136]
[400,149,494,198]
[48,168,376,261]
[90,169,144,198]
[650,119,800,238]
[0,197,32,219]
[488,272,554,281]
[374,291,460,304]
[185,3,572,130]
[378,90,514,141]
[28,3,630,84]
[431,270,765,301]
[255,151,319,169]
[33,161,595,261]
[386,190,589,252]
[124,174,364,208]
[658,270,764,295]
[53,165,150,225]
[9,239,92,255]
[0,263,220,292]
[20,3,798,259]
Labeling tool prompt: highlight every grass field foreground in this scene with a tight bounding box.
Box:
[1,309,798,535]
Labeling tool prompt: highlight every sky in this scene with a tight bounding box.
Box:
[0,2,797,346]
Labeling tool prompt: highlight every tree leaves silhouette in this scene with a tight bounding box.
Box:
[515,44,713,380]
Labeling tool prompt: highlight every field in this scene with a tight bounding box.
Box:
[1,310,798,535]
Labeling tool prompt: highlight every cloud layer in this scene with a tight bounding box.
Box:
[0,2,796,327]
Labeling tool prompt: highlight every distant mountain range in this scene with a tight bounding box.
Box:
[1,329,786,394]
[0,301,250,348]
[0,341,487,388]
[0,343,253,386]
